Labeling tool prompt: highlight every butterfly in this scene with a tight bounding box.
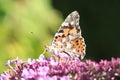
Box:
[46,11,86,60]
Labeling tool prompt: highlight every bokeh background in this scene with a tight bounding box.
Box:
[0,0,120,73]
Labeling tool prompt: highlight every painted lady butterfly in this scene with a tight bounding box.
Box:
[46,11,86,59]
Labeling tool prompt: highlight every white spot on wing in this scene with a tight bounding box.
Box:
[71,21,75,25]
[61,22,69,27]
[66,42,73,49]
[62,37,68,42]
[55,33,62,36]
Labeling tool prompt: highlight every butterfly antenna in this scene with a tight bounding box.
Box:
[41,49,47,55]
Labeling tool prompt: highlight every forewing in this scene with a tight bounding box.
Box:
[50,11,86,59]
[52,11,81,43]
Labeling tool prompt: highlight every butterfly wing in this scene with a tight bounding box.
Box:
[48,11,86,59]
[52,11,81,43]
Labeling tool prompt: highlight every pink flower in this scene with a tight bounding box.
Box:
[1,54,120,80]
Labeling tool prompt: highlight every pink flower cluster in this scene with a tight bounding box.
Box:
[0,54,120,80]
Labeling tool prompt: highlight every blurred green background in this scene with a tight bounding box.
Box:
[0,0,62,73]
[0,0,120,73]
